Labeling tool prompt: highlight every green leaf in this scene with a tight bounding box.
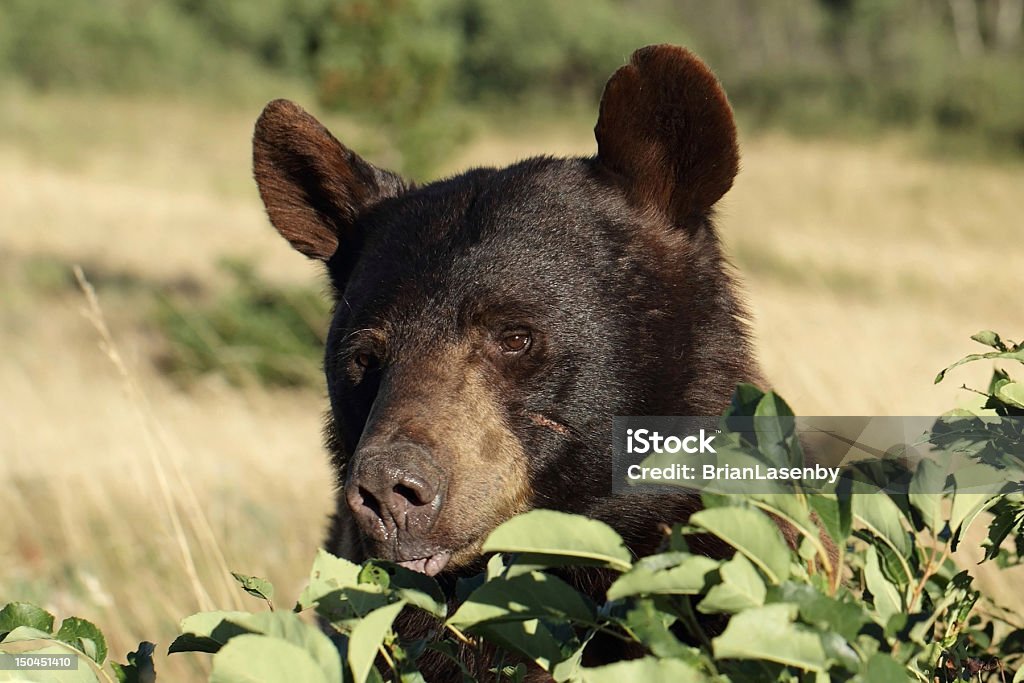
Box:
[863,546,901,623]
[854,652,911,682]
[348,601,406,683]
[472,619,566,672]
[748,493,833,569]
[358,564,391,590]
[298,549,363,611]
[934,348,1024,383]
[808,493,852,546]
[852,491,911,557]
[448,571,594,628]
[211,634,331,683]
[0,603,55,637]
[170,610,251,654]
[698,553,766,614]
[622,599,702,661]
[948,474,1000,549]
[167,631,228,655]
[983,503,1020,561]
[224,612,343,683]
[859,531,912,586]
[0,636,106,683]
[971,330,1008,351]
[388,639,427,683]
[551,637,589,683]
[319,588,393,626]
[56,617,107,665]
[820,631,860,673]
[483,510,632,571]
[111,641,157,683]
[989,368,1012,394]
[908,459,946,533]
[231,572,275,605]
[364,561,447,618]
[712,603,827,672]
[606,552,719,600]
[690,507,791,584]
[997,382,1024,409]
[727,383,766,417]
[776,583,867,642]
[0,626,58,643]
[754,391,797,467]
[578,657,706,683]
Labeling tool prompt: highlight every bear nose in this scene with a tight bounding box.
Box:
[344,445,444,540]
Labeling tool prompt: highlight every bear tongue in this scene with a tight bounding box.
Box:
[398,551,452,577]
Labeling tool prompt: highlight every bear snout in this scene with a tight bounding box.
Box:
[344,443,447,550]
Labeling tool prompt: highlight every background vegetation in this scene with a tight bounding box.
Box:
[2,0,1024,175]
[1,0,1022,680]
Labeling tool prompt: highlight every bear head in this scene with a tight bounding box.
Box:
[252,45,762,578]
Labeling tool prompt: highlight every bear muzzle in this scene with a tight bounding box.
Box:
[344,442,453,575]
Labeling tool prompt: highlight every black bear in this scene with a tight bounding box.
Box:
[253,44,764,677]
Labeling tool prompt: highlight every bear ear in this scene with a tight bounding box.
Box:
[253,99,406,261]
[594,45,739,227]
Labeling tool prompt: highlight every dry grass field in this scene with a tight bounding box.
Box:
[1,89,1022,678]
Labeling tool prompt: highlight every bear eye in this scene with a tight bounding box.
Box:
[498,329,532,355]
[353,352,378,370]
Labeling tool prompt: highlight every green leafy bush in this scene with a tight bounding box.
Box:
[4,1,1023,167]
[154,259,330,389]
[447,0,680,103]
[0,602,153,683]
[0,0,275,96]
[4,331,1022,681]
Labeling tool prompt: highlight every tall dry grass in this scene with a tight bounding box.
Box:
[1,91,1022,678]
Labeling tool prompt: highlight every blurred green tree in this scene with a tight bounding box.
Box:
[0,0,1021,164]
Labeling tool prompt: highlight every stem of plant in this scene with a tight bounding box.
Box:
[445,623,476,648]
[674,596,719,676]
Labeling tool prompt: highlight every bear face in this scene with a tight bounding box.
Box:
[253,45,763,580]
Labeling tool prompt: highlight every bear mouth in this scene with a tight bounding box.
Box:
[396,550,453,577]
